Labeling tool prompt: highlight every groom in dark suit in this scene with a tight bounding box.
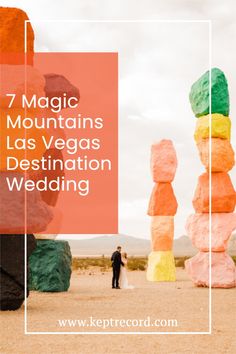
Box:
[111,246,124,289]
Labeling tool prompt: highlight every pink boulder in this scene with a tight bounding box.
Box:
[148,183,178,216]
[186,213,236,251]
[185,251,236,288]
[192,172,236,213]
[151,140,177,182]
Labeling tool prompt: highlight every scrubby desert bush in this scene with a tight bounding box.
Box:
[72,255,207,271]
[127,257,147,271]
[174,257,189,269]
[72,256,148,271]
[72,256,111,271]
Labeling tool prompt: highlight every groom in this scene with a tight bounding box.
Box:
[111,246,124,289]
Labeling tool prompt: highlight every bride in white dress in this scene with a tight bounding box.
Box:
[119,253,134,289]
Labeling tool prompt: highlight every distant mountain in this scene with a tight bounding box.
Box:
[229,234,236,254]
[65,234,150,257]
[173,235,197,256]
[60,234,236,257]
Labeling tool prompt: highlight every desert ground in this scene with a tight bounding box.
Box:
[1,269,236,354]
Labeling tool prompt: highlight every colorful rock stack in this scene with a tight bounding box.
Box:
[29,74,79,292]
[0,7,73,303]
[185,68,236,288]
[146,139,178,281]
[0,7,37,311]
[0,6,34,65]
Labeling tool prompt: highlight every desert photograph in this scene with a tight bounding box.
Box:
[1,1,236,353]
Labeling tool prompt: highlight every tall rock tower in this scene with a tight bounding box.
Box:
[0,7,73,309]
[0,7,37,310]
[146,139,178,282]
[185,68,236,288]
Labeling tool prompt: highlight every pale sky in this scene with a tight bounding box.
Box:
[1,0,236,240]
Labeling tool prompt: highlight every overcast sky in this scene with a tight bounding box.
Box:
[1,0,236,240]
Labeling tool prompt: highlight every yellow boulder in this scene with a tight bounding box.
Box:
[194,114,231,141]
[146,251,176,281]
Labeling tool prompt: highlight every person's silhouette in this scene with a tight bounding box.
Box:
[111,246,124,289]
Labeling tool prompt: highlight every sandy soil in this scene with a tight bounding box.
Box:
[1,269,236,354]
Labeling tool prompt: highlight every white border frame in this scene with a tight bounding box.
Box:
[24,19,212,335]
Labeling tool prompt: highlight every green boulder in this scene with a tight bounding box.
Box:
[29,240,72,292]
[189,67,229,117]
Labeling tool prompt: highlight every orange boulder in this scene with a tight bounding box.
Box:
[152,235,173,251]
[193,172,236,213]
[0,7,34,64]
[148,183,178,216]
[197,138,235,172]
[151,216,174,251]
[0,65,45,108]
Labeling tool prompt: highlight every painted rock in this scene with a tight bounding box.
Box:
[186,213,236,251]
[194,114,231,142]
[151,216,174,251]
[39,207,63,235]
[36,109,66,141]
[0,7,34,64]
[197,138,235,172]
[0,65,45,108]
[185,251,236,288]
[29,240,72,292]
[192,172,236,213]
[151,140,177,182]
[0,234,36,310]
[0,108,48,171]
[152,235,173,251]
[34,234,57,240]
[44,74,80,105]
[148,183,178,216]
[189,67,229,117]
[146,251,176,281]
[0,172,53,234]
[29,148,65,207]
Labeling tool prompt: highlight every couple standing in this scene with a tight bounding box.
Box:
[111,246,134,289]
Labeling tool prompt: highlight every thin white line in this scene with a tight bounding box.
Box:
[208,20,212,335]
[25,331,211,335]
[24,235,27,335]
[24,19,212,335]
[24,20,28,335]
[24,20,27,53]
[25,19,211,24]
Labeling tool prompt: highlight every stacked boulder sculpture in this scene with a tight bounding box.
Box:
[0,7,73,309]
[185,68,236,288]
[29,74,79,292]
[0,7,34,65]
[0,7,38,311]
[146,140,177,281]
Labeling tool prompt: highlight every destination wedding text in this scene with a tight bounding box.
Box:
[5,94,112,196]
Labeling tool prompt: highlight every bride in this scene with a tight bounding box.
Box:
[119,252,134,289]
